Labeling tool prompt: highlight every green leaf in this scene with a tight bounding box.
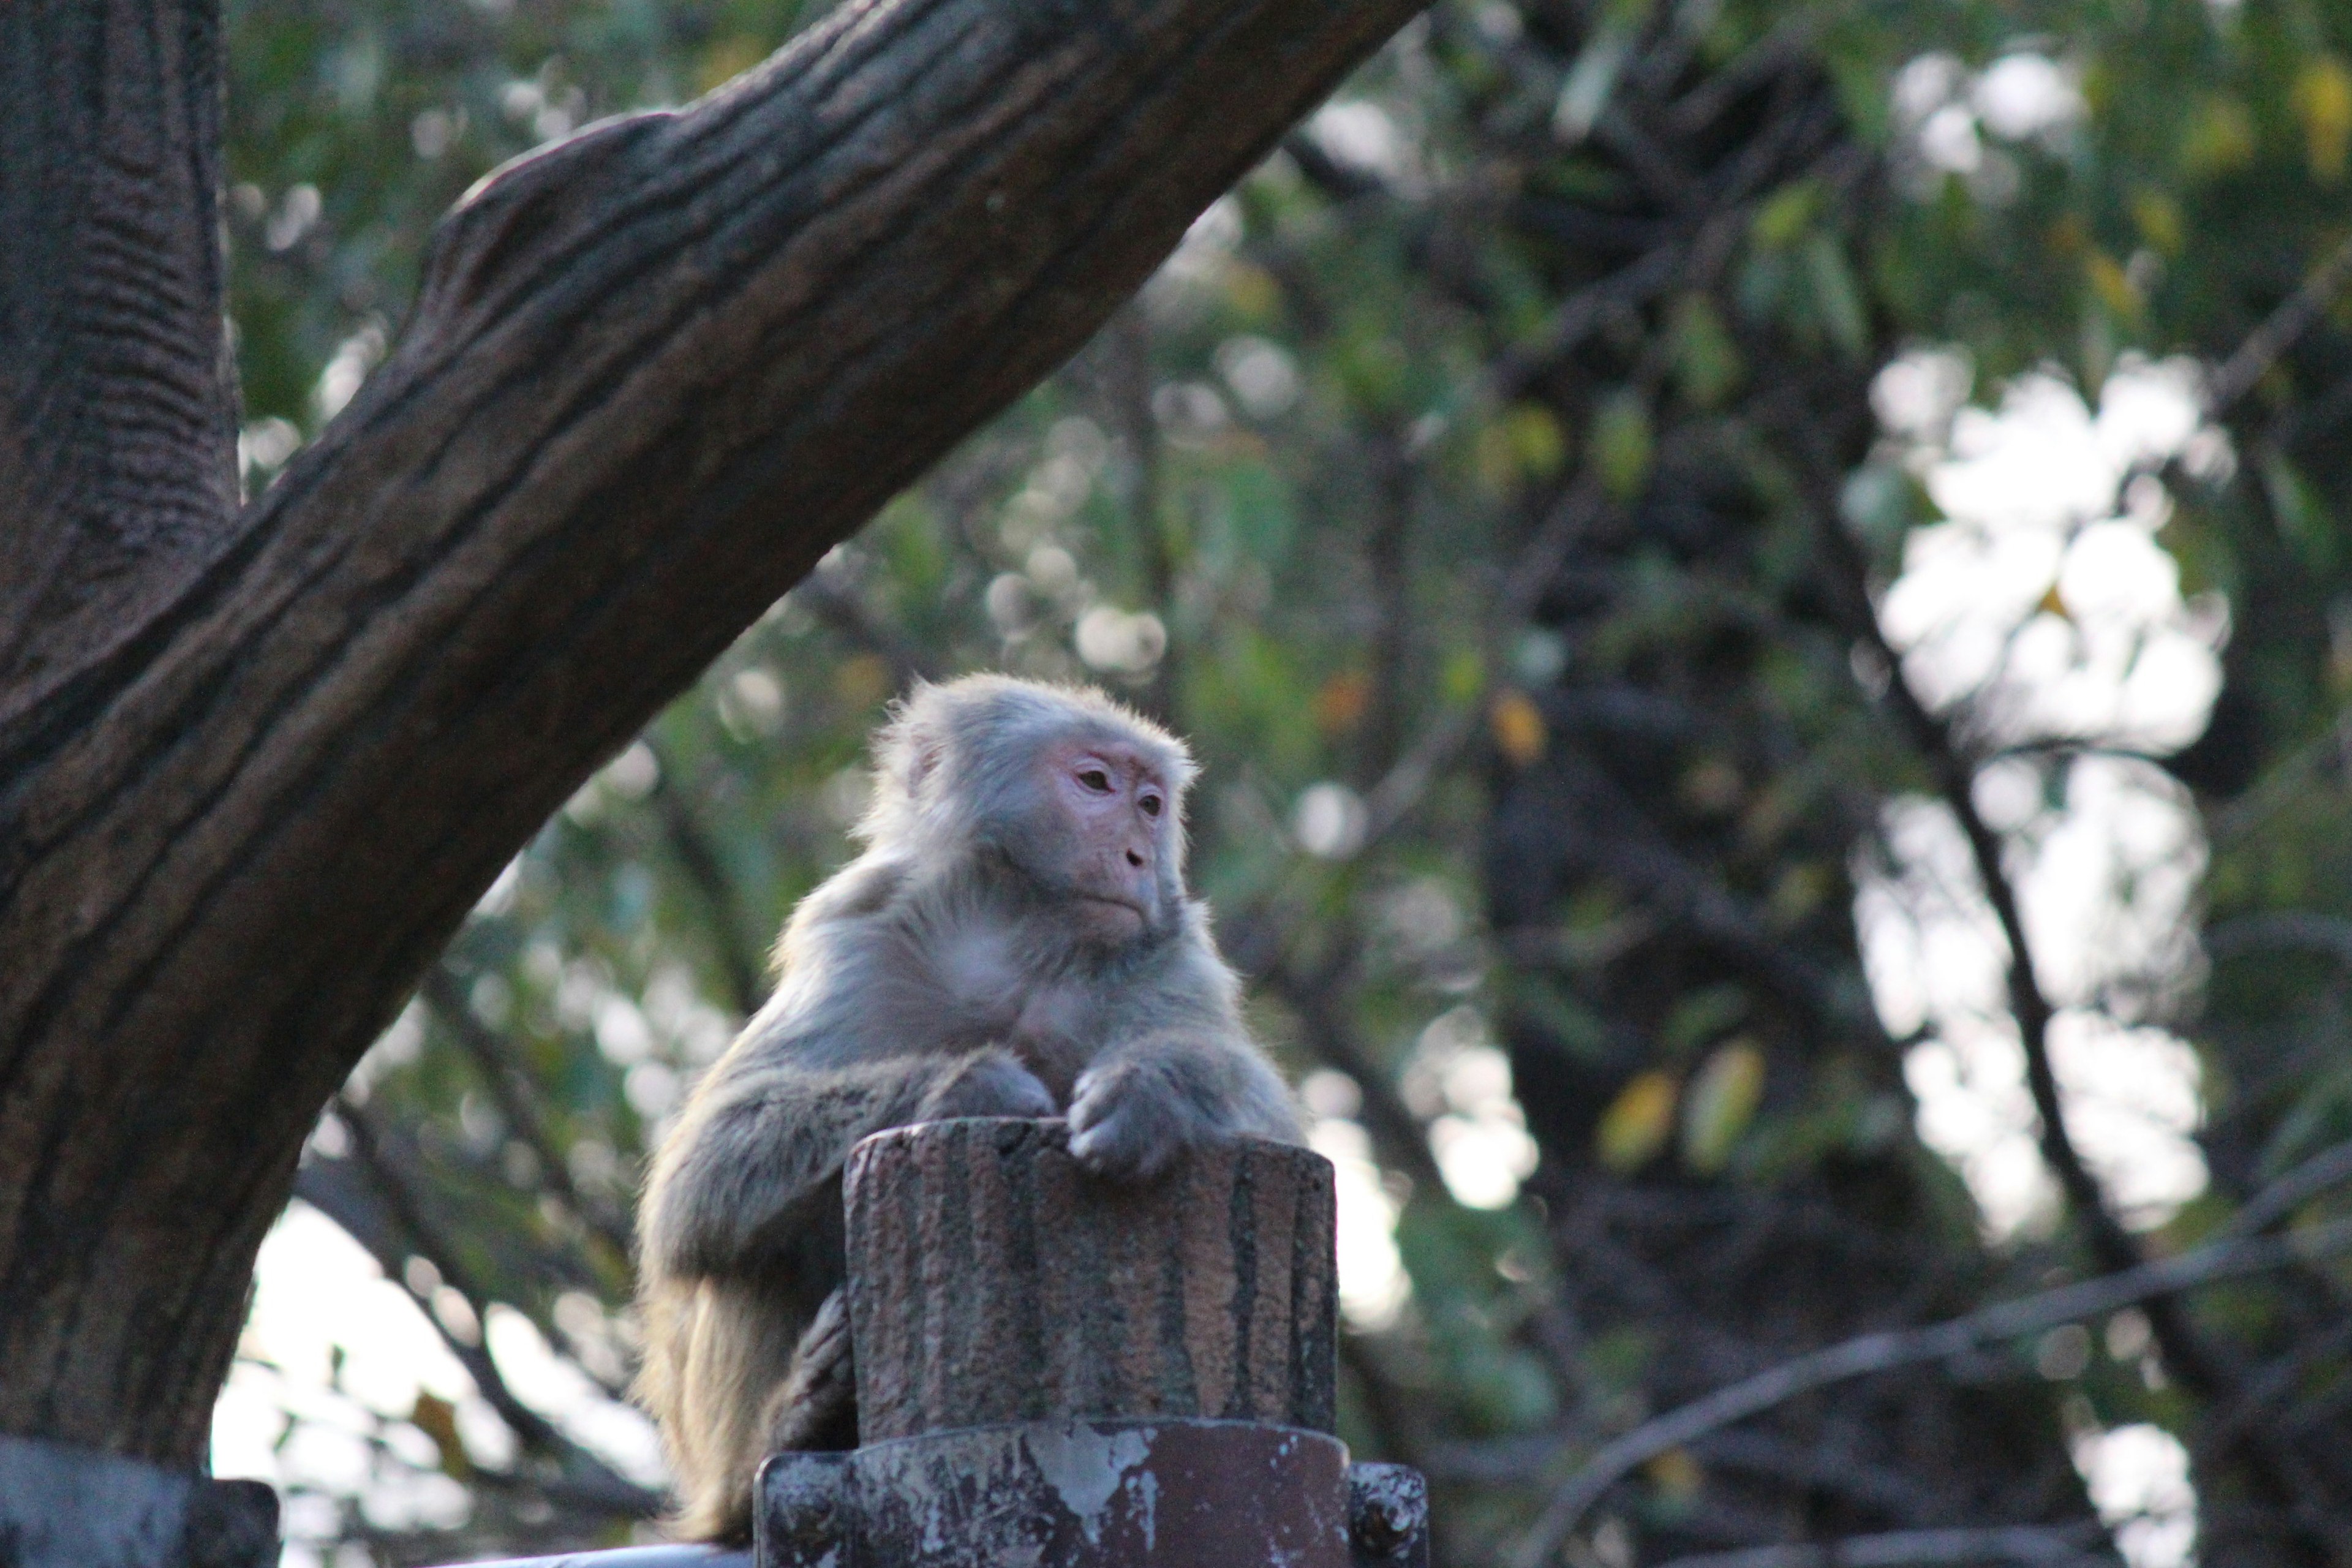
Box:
[1802,235,1869,361]
[1668,292,1744,408]
[1682,1039,1766,1174]
[1589,391,1654,500]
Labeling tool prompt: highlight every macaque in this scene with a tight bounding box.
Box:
[635,674,1300,1541]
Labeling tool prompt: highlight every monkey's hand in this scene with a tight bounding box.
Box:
[1070,1023,1298,1180]
[918,1049,1059,1121]
[1068,1054,1210,1180]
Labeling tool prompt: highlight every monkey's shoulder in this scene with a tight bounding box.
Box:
[796,854,914,924]
[1166,899,1243,982]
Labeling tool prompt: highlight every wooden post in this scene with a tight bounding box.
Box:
[843,1117,1338,1442]
[753,1117,1428,1567]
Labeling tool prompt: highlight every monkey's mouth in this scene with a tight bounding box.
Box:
[1074,894,1149,925]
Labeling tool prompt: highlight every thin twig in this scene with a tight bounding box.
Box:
[1355,478,1607,852]
[2205,228,2352,418]
[1103,305,1180,726]
[2222,1136,2352,1240]
[1360,422,1417,780]
[1648,1523,2114,1568]
[641,741,772,1017]
[791,571,938,692]
[1789,426,2247,1398]
[307,1101,662,1517]
[2205,911,2352,971]
[421,965,638,1264]
[1670,421,2349,1550]
[1479,246,1688,409]
[1504,1217,2352,1567]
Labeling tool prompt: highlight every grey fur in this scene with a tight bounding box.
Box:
[634,676,1299,1540]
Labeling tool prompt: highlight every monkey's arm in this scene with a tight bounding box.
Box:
[640,883,1056,1283]
[1068,914,1300,1178]
[642,1042,1055,1280]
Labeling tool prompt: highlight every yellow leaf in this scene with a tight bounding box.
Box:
[1490,691,1547,766]
[1597,1070,1678,1172]
[1681,1039,1765,1174]
[2130,190,2184,257]
[1751,180,1821,251]
[1442,647,1486,706]
[1668,293,1743,408]
[2037,582,2070,620]
[2182,96,2256,179]
[2086,251,2139,321]
[1767,863,1833,929]
[410,1391,472,1480]
[2296,58,2352,184]
[834,654,891,711]
[1645,1447,1704,1501]
[1476,405,1565,493]
[1223,262,1281,323]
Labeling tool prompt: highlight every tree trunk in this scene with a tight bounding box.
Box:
[0,0,1422,1469]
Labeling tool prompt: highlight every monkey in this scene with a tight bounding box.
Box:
[633,674,1301,1541]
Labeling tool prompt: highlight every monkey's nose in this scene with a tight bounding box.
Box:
[1125,848,1145,868]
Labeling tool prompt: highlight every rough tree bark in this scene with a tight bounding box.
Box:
[0,0,1423,1474]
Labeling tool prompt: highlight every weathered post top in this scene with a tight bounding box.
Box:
[845,1117,1338,1441]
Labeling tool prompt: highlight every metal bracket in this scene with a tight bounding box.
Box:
[0,1431,278,1568]
[1346,1463,1431,1568]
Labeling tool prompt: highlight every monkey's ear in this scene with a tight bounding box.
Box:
[873,680,950,805]
[902,728,946,796]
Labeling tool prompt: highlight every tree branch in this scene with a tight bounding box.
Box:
[1506,1217,2352,1567]
[1779,429,2344,1553]
[1261,946,1446,1194]
[297,1104,659,1518]
[639,746,774,1020]
[0,0,238,726]
[418,965,638,1264]
[2204,227,2352,418]
[792,570,940,693]
[0,0,1427,1458]
[1791,434,2197,1305]
[1648,1524,2114,1568]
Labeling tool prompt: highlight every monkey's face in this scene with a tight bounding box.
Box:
[1030,736,1177,945]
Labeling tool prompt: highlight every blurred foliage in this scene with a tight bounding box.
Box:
[220,0,2352,1563]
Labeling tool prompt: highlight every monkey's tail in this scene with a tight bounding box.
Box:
[645,1281,856,1544]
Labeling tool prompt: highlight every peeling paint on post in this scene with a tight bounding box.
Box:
[804,1417,1353,1567]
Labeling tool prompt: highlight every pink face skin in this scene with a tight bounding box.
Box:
[1042,737,1171,943]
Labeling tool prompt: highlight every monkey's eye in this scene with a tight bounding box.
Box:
[1077,768,1114,793]
[1139,794,1163,818]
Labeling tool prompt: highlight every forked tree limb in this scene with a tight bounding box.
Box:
[0,0,1423,1464]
